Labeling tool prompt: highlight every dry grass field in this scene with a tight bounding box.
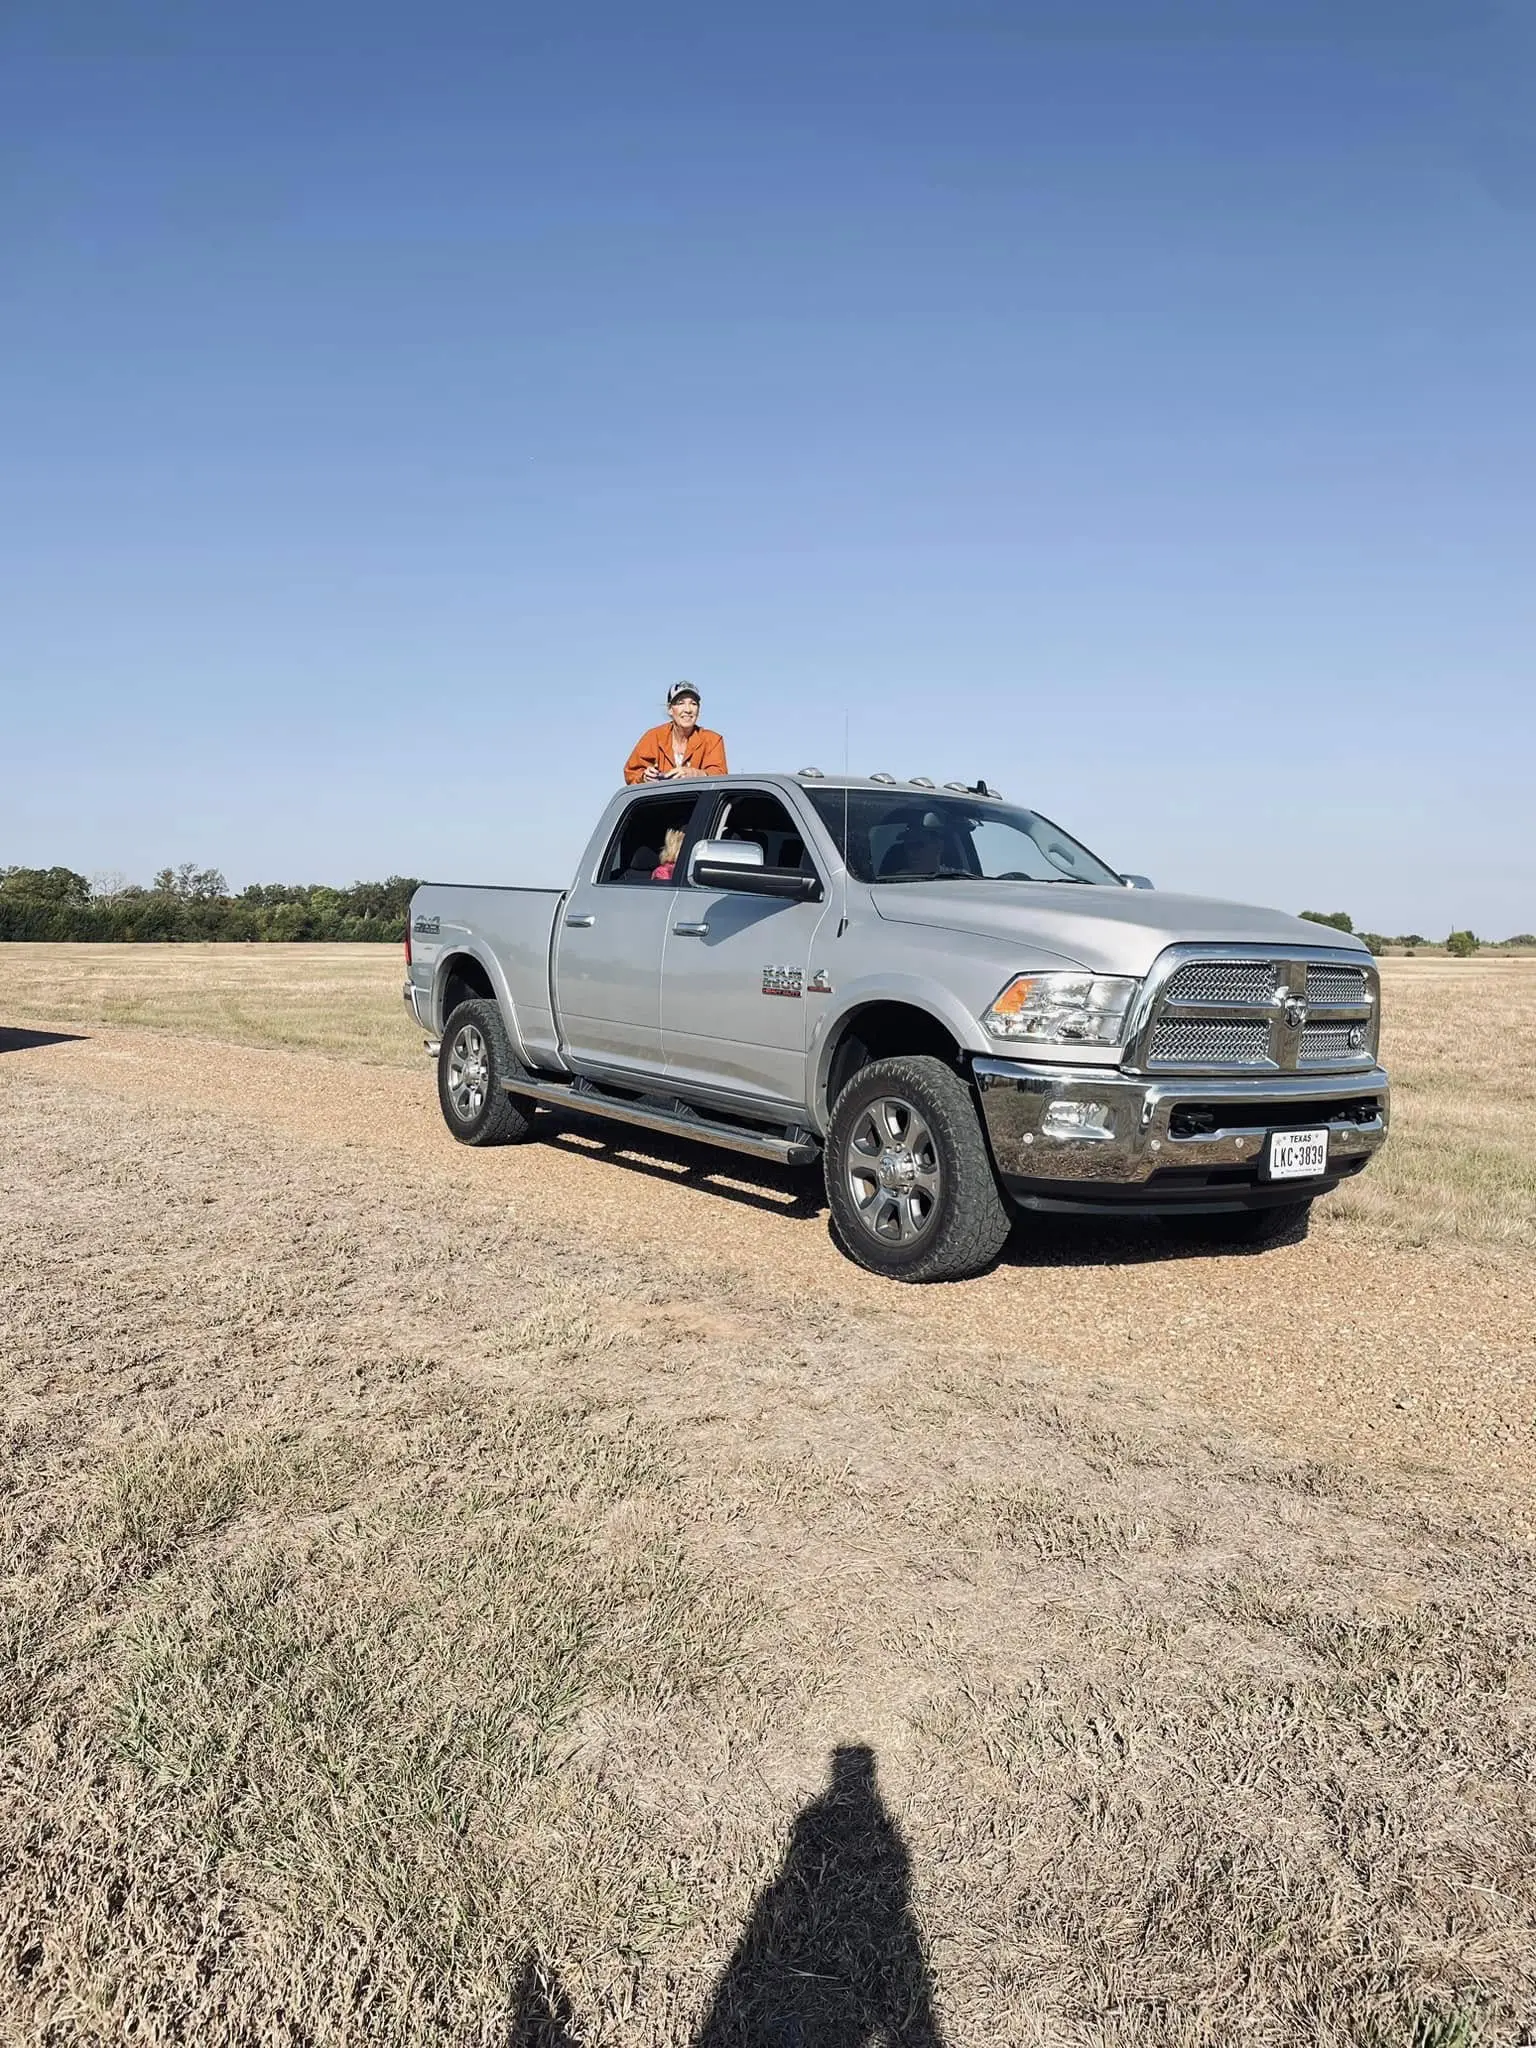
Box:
[3,947,1534,2047]
[0,942,418,1067]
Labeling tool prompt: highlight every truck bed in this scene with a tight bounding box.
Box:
[408,882,566,1069]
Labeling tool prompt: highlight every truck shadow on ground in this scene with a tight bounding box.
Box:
[538,1112,826,1221]
[533,1109,1274,1268]
[0,1025,88,1055]
[506,1745,944,2048]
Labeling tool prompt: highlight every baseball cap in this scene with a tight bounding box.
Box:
[667,681,700,706]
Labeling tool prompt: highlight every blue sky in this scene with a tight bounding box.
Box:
[3,0,1533,935]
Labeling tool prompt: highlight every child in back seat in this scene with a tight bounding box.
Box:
[652,827,685,882]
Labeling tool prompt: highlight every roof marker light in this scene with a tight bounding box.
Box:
[870,771,897,784]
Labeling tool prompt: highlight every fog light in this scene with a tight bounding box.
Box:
[1041,1099,1113,1140]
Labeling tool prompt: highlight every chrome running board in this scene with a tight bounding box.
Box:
[499,1071,820,1166]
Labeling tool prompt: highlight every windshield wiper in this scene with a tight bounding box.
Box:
[873,867,978,884]
[875,867,1099,886]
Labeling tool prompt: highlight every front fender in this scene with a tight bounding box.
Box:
[808,972,992,1130]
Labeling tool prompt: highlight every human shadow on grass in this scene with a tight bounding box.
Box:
[0,1025,88,1055]
[694,1743,944,2048]
[505,1954,583,2047]
[503,1745,943,2048]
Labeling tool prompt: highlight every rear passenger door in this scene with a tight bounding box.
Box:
[554,790,706,1081]
[661,788,833,1113]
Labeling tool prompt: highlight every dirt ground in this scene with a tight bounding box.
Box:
[2,949,1534,2046]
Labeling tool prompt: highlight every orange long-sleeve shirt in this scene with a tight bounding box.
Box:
[623,723,729,785]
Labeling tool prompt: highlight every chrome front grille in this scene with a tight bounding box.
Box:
[1136,948,1379,1075]
[1148,1018,1273,1066]
[1301,1023,1363,1062]
[1163,961,1277,1005]
[1306,964,1368,1006]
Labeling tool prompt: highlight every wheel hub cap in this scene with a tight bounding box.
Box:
[877,1147,918,1190]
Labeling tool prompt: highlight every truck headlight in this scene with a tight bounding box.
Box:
[982,973,1139,1046]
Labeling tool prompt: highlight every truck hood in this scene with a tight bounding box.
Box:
[869,882,1365,975]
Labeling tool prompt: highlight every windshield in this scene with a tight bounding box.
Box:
[806,788,1122,887]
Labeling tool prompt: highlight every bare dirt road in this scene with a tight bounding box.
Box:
[8,1015,1534,1513]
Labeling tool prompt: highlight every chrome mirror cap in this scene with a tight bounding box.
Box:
[1121,873,1155,890]
[690,837,764,875]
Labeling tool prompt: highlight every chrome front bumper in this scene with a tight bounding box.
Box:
[974,1056,1390,1208]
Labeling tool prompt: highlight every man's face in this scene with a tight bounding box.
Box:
[670,695,700,732]
[905,828,944,871]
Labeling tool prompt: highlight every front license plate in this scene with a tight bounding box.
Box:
[1268,1127,1329,1180]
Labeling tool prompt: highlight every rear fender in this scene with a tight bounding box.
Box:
[433,941,532,1066]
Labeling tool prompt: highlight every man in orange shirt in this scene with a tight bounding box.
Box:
[624,682,729,785]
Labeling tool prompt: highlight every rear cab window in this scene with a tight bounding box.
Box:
[597,793,706,886]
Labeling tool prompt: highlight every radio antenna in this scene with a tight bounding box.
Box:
[840,710,851,937]
[843,712,856,856]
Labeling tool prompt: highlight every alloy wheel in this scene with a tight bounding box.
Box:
[845,1096,941,1244]
[447,1024,489,1121]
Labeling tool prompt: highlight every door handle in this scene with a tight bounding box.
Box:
[672,921,709,937]
[564,913,595,928]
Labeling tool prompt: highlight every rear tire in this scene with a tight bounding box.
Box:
[825,1055,1012,1282]
[437,1000,535,1147]
[1162,1198,1313,1249]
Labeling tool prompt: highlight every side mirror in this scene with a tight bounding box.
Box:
[691,839,822,901]
[1120,873,1155,891]
[691,837,763,873]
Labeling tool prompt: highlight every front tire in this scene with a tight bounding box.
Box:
[1162,1198,1313,1249]
[825,1055,1012,1282]
[437,1000,535,1147]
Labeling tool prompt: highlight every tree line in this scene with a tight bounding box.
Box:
[1,867,1528,950]
[0,865,418,942]
[1298,911,1535,955]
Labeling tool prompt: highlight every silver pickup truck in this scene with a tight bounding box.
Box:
[405,771,1388,1281]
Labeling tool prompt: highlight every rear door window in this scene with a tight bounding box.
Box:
[598,794,704,885]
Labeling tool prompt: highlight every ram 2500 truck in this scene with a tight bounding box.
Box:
[404,772,1389,1282]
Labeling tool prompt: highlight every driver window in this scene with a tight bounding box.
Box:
[599,794,699,885]
[872,808,975,880]
[709,792,816,875]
